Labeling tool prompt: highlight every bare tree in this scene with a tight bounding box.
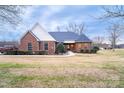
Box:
[100,6,124,19]
[65,22,86,35]
[0,5,26,26]
[55,22,86,35]
[98,6,124,51]
[93,36,104,47]
[56,26,61,32]
[107,23,123,50]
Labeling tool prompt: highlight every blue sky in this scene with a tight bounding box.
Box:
[0,5,124,44]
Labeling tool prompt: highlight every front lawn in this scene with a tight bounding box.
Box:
[0,49,124,87]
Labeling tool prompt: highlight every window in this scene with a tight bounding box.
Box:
[28,43,32,51]
[44,42,48,50]
[84,43,88,46]
[78,43,82,48]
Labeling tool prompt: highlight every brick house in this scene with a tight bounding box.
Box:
[19,23,92,54]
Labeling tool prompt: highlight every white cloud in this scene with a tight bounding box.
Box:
[31,6,97,32]
[22,6,40,20]
[41,16,73,31]
[40,15,95,32]
[37,6,66,31]
[40,6,65,21]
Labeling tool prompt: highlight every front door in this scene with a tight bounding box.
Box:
[65,43,75,51]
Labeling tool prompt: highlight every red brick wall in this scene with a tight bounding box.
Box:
[75,42,92,52]
[19,32,39,51]
[48,41,55,55]
[39,41,55,55]
[19,32,55,55]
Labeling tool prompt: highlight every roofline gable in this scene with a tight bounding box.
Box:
[30,23,56,41]
[29,31,40,41]
[31,23,47,33]
[20,31,40,42]
[20,31,30,41]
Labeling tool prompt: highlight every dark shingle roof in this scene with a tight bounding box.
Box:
[49,32,92,42]
[49,32,78,42]
[75,34,92,42]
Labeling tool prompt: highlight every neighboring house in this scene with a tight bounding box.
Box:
[0,41,18,52]
[19,23,92,54]
[118,44,124,48]
[98,43,112,49]
[0,41,18,48]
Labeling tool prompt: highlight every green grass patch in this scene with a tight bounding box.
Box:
[101,63,124,87]
[9,75,99,87]
[98,49,124,57]
[0,67,123,87]
[0,63,35,68]
[102,63,119,70]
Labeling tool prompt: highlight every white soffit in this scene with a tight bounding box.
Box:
[64,41,75,43]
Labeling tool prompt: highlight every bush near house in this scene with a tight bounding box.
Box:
[90,49,97,53]
[55,43,66,54]
[80,46,99,53]
[34,51,48,55]
[80,49,89,53]
[4,51,32,55]
[93,46,100,51]
[4,50,47,55]
[91,46,100,53]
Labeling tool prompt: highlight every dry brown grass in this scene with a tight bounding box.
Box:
[0,49,124,87]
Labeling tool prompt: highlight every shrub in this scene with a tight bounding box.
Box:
[4,50,17,55]
[17,51,33,55]
[93,46,99,51]
[85,49,89,53]
[80,49,91,53]
[80,48,99,54]
[4,50,49,55]
[80,49,84,53]
[91,49,97,53]
[4,50,33,55]
[90,46,100,53]
[34,51,48,55]
[55,43,65,54]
